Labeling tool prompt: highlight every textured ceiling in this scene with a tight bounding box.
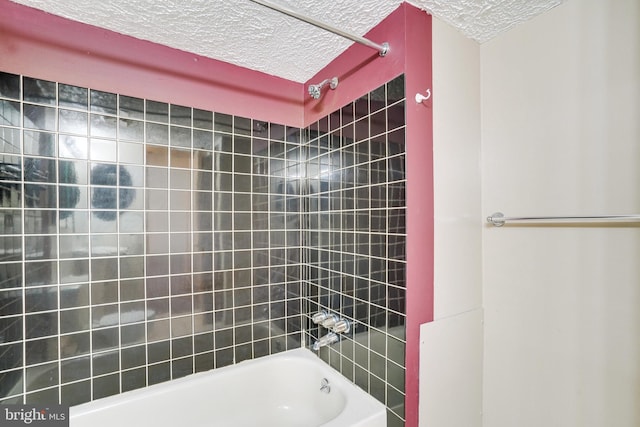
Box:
[9,0,562,83]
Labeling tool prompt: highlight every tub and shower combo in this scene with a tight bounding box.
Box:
[71,312,385,426]
[71,348,386,427]
[45,0,393,424]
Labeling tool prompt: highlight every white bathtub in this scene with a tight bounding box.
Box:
[70,348,386,427]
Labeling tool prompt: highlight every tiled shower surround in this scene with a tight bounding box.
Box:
[0,71,406,425]
[304,78,407,427]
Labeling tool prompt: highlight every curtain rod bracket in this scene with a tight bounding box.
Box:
[379,42,390,57]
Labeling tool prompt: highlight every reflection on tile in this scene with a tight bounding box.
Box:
[193,130,212,151]
[0,235,21,262]
[60,308,90,334]
[170,148,191,169]
[22,261,54,287]
[61,380,91,406]
[146,100,168,123]
[214,113,232,133]
[234,117,251,136]
[92,373,119,400]
[90,114,117,139]
[146,145,168,167]
[24,337,58,365]
[25,360,59,392]
[61,357,90,383]
[120,279,144,301]
[90,138,116,162]
[25,286,58,313]
[147,322,170,346]
[170,126,191,148]
[120,256,144,279]
[170,105,191,127]
[90,90,117,115]
[24,131,56,158]
[0,315,22,343]
[121,323,145,346]
[25,312,58,339]
[147,123,169,146]
[119,121,144,143]
[93,351,119,376]
[92,328,119,352]
[24,78,56,105]
[0,72,21,100]
[122,345,146,370]
[59,284,89,309]
[193,109,213,130]
[146,255,169,277]
[59,235,88,259]
[59,259,88,284]
[59,84,88,110]
[119,95,144,119]
[59,109,88,135]
[146,191,169,212]
[0,126,20,155]
[59,135,88,159]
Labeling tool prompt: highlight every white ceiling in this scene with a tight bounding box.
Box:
[10,0,562,83]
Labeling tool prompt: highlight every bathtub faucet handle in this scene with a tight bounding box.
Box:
[311,310,329,324]
[320,314,340,329]
[331,319,350,334]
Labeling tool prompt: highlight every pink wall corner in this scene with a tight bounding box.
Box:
[403,6,434,427]
[0,0,304,127]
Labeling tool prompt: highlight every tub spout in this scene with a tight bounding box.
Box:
[312,332,338,351]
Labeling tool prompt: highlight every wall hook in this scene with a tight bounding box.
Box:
[415,89,431,104]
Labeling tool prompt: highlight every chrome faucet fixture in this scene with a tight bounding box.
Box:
[311,310,330,324]
[310,311,351,350]
[311,311,352,333]
[320,314,340,329]
[312,332,339,351]
[331,319,350,334]
[320,378,331,394]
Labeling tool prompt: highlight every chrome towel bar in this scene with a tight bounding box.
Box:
[487,212,640,227]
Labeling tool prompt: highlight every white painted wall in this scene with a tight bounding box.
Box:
[481,1,640,426]
[420,17,483,427]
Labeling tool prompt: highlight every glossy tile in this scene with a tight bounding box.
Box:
[58,84,88,110]
[90,91,117,115]
[23,78,55,106]
[3,71,322,409]
[0,72,21,100]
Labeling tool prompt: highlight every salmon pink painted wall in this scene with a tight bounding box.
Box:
[403,8,434,427]
[0,0,304,127]
[304,5,434,427]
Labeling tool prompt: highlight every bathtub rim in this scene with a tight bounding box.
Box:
[70,347,386,426]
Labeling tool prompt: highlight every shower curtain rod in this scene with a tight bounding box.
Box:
[248,0,390,56]
[487,212,640,227]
